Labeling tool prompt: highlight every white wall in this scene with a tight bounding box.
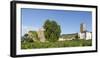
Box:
[0,0,100,58]
[86,32,92,40]
[79,33,86,39]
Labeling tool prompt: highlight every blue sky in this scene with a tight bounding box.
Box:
[21,8,92,35]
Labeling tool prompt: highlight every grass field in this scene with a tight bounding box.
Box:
[21,39,92,49]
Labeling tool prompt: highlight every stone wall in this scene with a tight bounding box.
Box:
[37,28,46,42]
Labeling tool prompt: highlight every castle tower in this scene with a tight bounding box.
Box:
[79,22,87,39]
[80,23,86,33]
[37,27,45,42]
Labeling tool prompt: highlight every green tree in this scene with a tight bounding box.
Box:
[21,34,31,42]
[22,31,38,42]
[75,34,79,40]
[24,34,28,38]
[43,19,61,42]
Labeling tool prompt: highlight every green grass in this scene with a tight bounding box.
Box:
[21,39,92,49]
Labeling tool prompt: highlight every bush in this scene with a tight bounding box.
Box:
[21,39,92,49]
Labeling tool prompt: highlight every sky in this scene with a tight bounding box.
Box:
[21,8,92,36]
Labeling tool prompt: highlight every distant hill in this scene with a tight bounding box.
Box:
[60,33,78,40]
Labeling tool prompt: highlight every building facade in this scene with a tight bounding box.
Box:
[78,23,92,40]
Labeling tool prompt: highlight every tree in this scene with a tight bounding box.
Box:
[43,19,61,42]
[22,31,38,42]
[24,34,28,38]
[75,34,79,40]
[21,33,33,42]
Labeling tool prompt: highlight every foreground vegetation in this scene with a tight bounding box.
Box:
[21,39,92,49]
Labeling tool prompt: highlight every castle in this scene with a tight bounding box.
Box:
[27,27,46,42]
[78,23,92,40]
